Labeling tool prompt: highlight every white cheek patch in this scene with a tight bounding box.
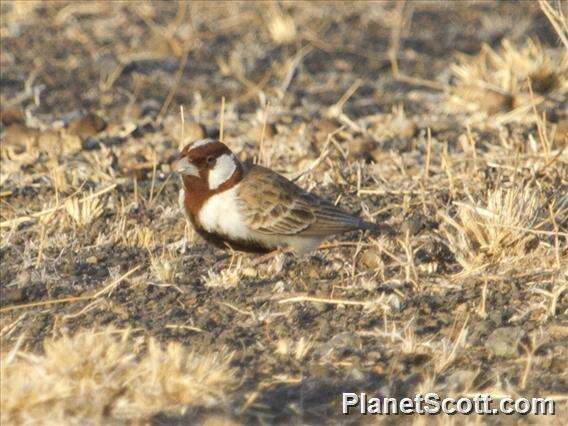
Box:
[208,154,237,190]
[175,157,199,177]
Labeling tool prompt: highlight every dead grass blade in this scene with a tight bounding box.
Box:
[539,0,568,51]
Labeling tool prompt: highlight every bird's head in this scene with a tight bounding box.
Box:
[173,139,243,193]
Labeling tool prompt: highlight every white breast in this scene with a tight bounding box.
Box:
[198,185,251,240]
[196,184,324,253]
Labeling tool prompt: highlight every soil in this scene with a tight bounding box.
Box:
[1,1,567,424]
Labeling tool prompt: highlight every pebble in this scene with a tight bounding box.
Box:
[1,287,24,304]
[67,112,107,139]
[360,248,383,270]
[316,331,362,358]
[485,326,525,358]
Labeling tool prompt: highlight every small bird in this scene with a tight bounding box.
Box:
[173,138,387,255]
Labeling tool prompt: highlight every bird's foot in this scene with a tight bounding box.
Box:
[250,248,287,267]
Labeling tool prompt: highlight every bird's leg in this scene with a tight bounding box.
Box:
[227,250,237,269]
[250,247,291,267]
[212,252,234,271]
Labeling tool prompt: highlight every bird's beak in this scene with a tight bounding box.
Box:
[172,156,199,177]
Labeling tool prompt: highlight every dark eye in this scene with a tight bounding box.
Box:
[205,155,216,165]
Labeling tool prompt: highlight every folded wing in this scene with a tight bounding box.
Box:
[237,165,371,237]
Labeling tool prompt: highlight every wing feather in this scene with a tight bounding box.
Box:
[237,165,370,237]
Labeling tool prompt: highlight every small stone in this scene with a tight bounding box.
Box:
[366,351,382,362]
[360,249,383,270]
[485,326,525,358]
[480,90,515,114]
[488,310,503,326]
[67,112,107,139]
[445,370,476,393]
[367,114,416,139]
[139,99,161,117]
[106,122,137,138]
[361,278,378,291]
[349,368,365,381]
[316,331,362,358]
[458,86,514,114]
[1,106,25,126]
[313,302,329,314]
[2,123,39,147]
[346,137,376,157]
[316,118,341,135]
[1,287,23,304]
[550,356,566,374]
[86,256,98,265]
[313,118,345,148]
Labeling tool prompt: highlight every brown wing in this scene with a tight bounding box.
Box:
[237,165,373,237]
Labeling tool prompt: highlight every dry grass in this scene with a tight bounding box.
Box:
[442,185,544,276]
[448,38,567,118]
[539,0,568,51]
[1,1,567,424]
[150,246,178,283]
[265,6,297,45]
[275,336,314,361]
[1,327,235,424]
[202,256,245,288]
[64,194,105,228]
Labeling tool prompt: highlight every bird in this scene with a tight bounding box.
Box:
[173,138,389,255]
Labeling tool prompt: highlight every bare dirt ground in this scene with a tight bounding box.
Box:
[1,1,567,424]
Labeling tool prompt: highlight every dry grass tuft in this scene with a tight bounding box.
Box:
[449,39,567,115]
[366,105,417,140]
[64,194,104,228]
[442,185,544,275]
[202,256,243,288]
[276,336,314,361]
[150,246,178,283]
[124,225,156,249]
[1,328,236,424]
[115,338,235,419]
[266,9,297,45]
